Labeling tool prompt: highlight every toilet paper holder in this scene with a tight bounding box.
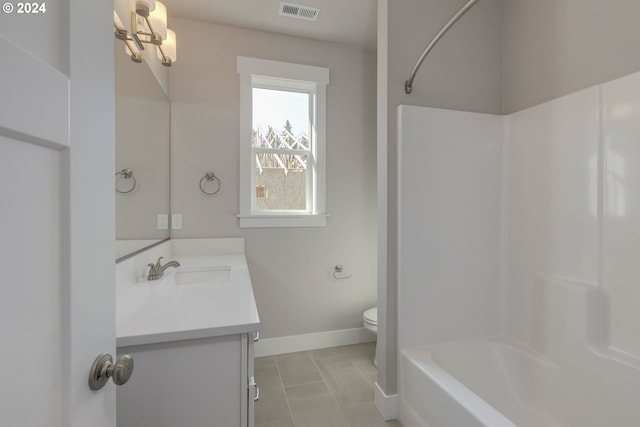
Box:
[333,264,352,280]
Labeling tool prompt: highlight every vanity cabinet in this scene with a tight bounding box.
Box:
[115,242,260,427]
[117,332,257,427]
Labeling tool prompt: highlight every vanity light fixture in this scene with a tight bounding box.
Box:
[114,0,177,67]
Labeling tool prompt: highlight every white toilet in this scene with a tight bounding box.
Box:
[362,306,378,367]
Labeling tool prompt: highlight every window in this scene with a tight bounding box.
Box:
[237,57,329,228]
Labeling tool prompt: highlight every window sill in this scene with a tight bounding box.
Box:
[237,213,328,228]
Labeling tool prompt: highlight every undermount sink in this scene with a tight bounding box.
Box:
[174,266,231,286]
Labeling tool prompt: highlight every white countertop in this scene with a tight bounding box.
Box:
[116,254,260,347]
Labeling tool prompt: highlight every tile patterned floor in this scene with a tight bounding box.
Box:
[254,343,403,427]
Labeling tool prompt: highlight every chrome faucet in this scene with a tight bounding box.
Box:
[147,257,180,280]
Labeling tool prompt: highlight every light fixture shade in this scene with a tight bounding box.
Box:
[114,11,125,29]
[148,1,168,40]
[158,29,177,63]
[133,0,156,17]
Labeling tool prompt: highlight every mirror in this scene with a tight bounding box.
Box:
[115,41,171,261]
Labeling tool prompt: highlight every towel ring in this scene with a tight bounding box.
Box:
[200,172,222,195]
[115,168,137,194]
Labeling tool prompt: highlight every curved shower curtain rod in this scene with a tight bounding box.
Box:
[405,0,480,94]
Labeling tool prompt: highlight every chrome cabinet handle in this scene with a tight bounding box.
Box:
[253,331,260,342]
[89,353,134,391]
[248,376,259,401]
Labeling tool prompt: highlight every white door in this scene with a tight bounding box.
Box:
[0,1,116,426]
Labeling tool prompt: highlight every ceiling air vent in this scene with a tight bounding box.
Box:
[279,2,320,22]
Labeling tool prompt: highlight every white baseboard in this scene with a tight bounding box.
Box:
[254,327,375,357]
[374,381,399,421]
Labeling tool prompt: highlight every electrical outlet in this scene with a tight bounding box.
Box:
[157,214,169,230]
[171,214,183,230]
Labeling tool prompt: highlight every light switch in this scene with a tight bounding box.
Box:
[171,214,183,230]
[157,214,169,230]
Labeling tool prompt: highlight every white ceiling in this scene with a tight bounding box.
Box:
[160,0,378,51]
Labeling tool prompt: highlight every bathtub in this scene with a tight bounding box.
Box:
[400,337,640,427]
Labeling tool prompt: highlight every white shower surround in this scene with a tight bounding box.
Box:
[397,70,640,426]
[397,105,504,353]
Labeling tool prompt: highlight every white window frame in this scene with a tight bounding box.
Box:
[237,56,329,228]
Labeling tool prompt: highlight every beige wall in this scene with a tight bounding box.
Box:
[503,0,640,113]
[385,0,640,114]
[169,18,377,339]
[389,0,504,115]
[384,0,640,117]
